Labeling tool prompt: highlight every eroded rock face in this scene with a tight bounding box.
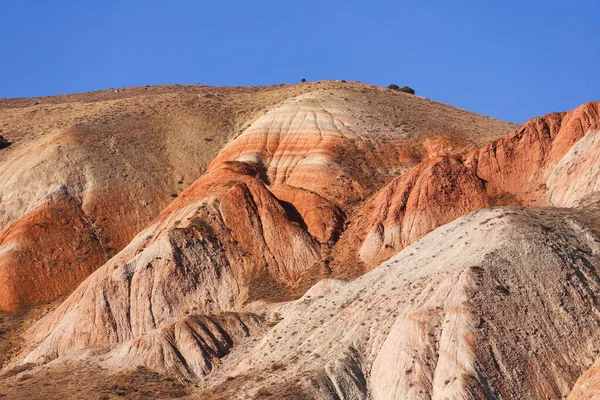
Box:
[0,186,108,311]
[569,359,600,399]
[0,93,236,311]
[15,85,518,361]
[22,167,321,363]
[270,185,345,244]
[101,313,262,381]
[337,102,600,270]
[0,82,514,312]
[201,207,600,399]
[209,93,396,205]
[471,102,600,206]
[547,125,600,207]
[14,85,600,399]
[354,156,489,266]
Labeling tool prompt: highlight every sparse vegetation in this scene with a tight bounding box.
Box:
[271,362,285,371]
[495,284,510,295]
[387,84,415,94]
[0,135,11,149]
[256,387,273,397]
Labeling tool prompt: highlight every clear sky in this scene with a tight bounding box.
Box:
[1,1,598,123]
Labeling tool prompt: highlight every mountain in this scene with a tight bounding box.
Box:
[2,81,600,399]
[0,81,512,312]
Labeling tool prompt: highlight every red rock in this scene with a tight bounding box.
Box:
[0,187,107,311]
[333,102,600,272]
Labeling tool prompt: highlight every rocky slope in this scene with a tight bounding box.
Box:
[5,86,515,365]
[3,82,600,399]
[0,81,513,312]
[335,102,600,270]
[193,204,600,399]
[6,204,600,399]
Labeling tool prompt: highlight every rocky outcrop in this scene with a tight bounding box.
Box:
[208,92,395,205]
[270,185,345,244]
[12,204,600,399]
[100,313,262,381]
[20,82,596,399]
[354,156,489,266]
[22,166,321,364]
[470,102,600,206]
[337,102,600,269]
[569,359,600,399]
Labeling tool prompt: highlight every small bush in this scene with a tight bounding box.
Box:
[387,84,415,94]
[271,362,285,370]
[495,284,510,295]
[301,78,307,83]
[267,320,278,328]
[256,387,273,397]
[0,135,11,149]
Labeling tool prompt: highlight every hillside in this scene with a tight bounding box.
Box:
[0,81,514,312]
[5,82,600,399]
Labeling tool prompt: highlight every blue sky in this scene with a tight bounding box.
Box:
[0,0,598,123]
